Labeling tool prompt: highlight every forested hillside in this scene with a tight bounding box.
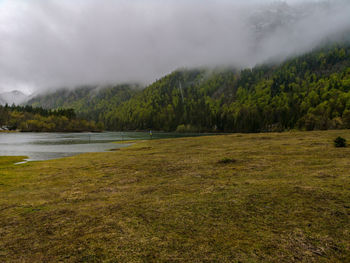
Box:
[0,105,101,132]
[28,44,350,132]
[28,84,140,123]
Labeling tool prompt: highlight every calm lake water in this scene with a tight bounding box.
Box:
[0,132,203,162]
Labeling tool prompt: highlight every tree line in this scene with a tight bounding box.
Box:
[0,105,102,132]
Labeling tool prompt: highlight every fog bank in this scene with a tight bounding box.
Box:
[0,0,350,93]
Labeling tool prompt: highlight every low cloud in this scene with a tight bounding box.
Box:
[0,0,349,93]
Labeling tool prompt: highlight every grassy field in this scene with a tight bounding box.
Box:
[0,130,350,262]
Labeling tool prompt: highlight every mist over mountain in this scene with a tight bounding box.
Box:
[1,0,350,94]
[0,90,28,105]
[28,44,350,132]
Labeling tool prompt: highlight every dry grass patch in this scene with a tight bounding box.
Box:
[0,130,350,262]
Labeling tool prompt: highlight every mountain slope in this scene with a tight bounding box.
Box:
[102,44,350,132]
[28,44,350,132]
[28,84,140,123]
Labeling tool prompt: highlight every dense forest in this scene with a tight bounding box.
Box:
[28,44,350,133]
[0,105,101,132]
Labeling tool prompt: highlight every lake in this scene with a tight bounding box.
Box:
[0,132,204,162]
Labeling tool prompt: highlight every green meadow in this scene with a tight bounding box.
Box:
[0,130,349,262]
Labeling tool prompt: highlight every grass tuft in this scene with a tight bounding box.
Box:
[217,157,237,164]
[334,136,347,147]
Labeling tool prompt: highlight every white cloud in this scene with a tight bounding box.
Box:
[0,0,349,93]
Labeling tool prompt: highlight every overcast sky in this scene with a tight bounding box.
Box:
[0,0,350,94]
